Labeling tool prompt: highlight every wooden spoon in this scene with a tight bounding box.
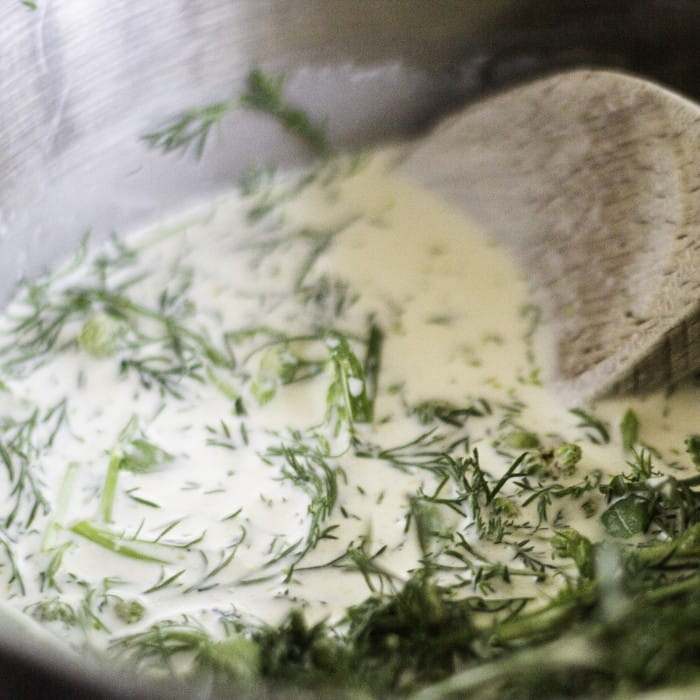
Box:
[398,69,700,401]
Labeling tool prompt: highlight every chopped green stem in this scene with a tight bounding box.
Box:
[325,331,372,425]
[100,454,122,523]
[42,461,79,551]
[70,520,170,564]
[0,533,25,594]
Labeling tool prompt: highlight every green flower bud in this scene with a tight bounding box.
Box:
[114,598,145,624]
[78,313,125,357]
[29,598,76,625]
[553,443,583,474]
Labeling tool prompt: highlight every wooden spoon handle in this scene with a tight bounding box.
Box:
[398,69,700,399]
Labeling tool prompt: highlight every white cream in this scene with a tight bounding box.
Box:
[0,152,698,663]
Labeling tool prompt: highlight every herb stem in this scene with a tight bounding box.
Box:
[42,461,79,552]
[100,453,122,523]
[70,520,170,564]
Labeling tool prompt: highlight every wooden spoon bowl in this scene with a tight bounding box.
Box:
[399,70,700,400]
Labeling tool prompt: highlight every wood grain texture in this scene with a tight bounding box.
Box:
[399,69,700,400]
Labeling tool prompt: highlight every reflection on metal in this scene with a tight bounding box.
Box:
[3,0,700,302]
[0,0,511,301]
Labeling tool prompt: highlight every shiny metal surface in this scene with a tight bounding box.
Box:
[5,0,700,305]
[1,1,700,697]
[0,0,517,303]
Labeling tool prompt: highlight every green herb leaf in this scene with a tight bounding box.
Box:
[240,68,331,157]
[207,636,262,682]
[620,409,639,451]
[685,434,700,469]
[250,345,301,405]
[142,101,234,157]
[120,438,174,474]
[142,68,332,159]
[325,331,372,426]
[570,408,610,444]
[601,496,649,538]
[503,431,540,450]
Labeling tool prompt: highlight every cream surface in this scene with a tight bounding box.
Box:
[0,152,698,662]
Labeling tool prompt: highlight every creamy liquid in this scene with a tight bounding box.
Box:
[0,152,698,665]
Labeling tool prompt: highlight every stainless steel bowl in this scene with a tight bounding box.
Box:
[1,1,700,696]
